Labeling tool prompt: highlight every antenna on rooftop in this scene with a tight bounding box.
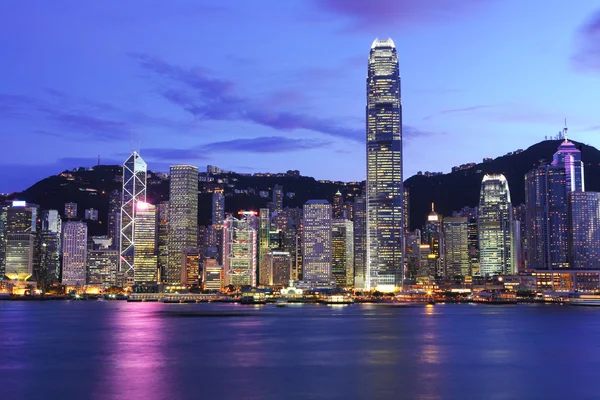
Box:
[563,118,568,142]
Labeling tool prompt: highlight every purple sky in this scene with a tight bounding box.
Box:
[2,0,600,192]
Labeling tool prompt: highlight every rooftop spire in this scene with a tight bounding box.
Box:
[563,118,568,142]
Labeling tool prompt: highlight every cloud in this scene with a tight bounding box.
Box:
[572,9,600,72]
[130,53,363,142]
[423,104,499,120]
[403,125,439,138]
[143,136,331,163]
[317,0,484,32]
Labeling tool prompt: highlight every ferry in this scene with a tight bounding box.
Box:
[567,294,600,306]
[318,294,354,304]
[240,291,267,305]
[473,290,517,304]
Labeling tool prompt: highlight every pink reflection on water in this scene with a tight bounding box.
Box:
[91,303,176,400]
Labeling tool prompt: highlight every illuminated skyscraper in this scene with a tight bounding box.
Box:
[302,200,332,284]
[569,192,600,269]
[332,219,354,287]
[478,174,514,276]
[62,221,88,285]
[156,201,169,282]
[403,187,410,233]
[107,189,121,250]
[212,189,225,227]
[424,204,443,276]
[265,250,292,286]
[352,195,367,288]
[87,249,118,286]
[443,217,469,276]
[37,210,62,287]
[223,212,257,287]
[273,185,284,214]
[333,191,344,219]
[120,151,147,278]
[167,165,198,284]
[366,38,403,291]
[64,202,78,219]
[133,202,157,284]
[553,139,584,193]
[4,201,37,281]
[258,208,271,286]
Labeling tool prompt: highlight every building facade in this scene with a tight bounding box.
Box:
[62,221,88,285]
[302,200,332,284]
[332,219,354,287]
[223,212,257,287]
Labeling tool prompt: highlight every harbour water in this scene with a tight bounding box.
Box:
[1,301,599,400]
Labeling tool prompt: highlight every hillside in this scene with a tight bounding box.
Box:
[405,139,600,229]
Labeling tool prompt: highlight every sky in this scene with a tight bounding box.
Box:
[1,0,600,192]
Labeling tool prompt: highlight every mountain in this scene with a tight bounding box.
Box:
[4,139,600,236]
[405,139,600,230]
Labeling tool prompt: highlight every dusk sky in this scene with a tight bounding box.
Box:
[2,0,600,193]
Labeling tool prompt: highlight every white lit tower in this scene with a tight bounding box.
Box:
[119,151,147,279]
[366,38,404,292]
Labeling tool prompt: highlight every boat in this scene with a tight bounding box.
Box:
[275,299,288,307]
[473,290,517,304]
[567,294,600,306]
[318,294,354,304]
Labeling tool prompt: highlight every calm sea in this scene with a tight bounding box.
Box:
[1,301,599,400]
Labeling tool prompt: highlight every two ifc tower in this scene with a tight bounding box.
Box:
[114,38,405,290]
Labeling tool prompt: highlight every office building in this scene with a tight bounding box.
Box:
[168,165,198,284]
[273,184,284,214]
[403,187,410,232]
[156,201,169,282]
[182,248,200,286]
[352,196,367,288]
[212,188,225,228]
[4,201,37,281]
[443,217,469,276]
[569,192,600,269]
[107,190,121,250]
[265,250,292,286]
[65,202,78,219]
[133,202,157,284]
[302,200,332,284]
[332,219,354,287]
[223,212,257,287]
[333,191,343,219]
[478,174,514,276]
[424,204,443,276]
[120,151,147,278]
[62,221,88,285]
[87,249,118,286]
[366,38,404,291]
[203,259,223,292]
[84,208,99,221]
[258,208,271,285]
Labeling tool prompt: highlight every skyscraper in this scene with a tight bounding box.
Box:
[156,201,169,282]
[403,187,410,233]
[4,201,37,281]
[133,202,157,284]
[569,192,600,269]
[64,202,78,219]
[553,139,584,193]
[212,188,225,228]
[273,185,284,214]
[62,221,88,285]
[332,219,354,287]
[37,210,62,287]
[424,205,443,276]
[443,217,469,276]
[258,208,271,286]
[302,200,332,284]
[107,190,122,250]
[366,38,403,291]
[478,174,514,276]
[120,151,147,278]
[168,165,198,284]
[223,211,257,287]
[333,191,344,219]
[352,196,367,288]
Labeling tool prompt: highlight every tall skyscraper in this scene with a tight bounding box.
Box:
[366,38,403,291]
[62,221,88,285]
[223,211,257,287]
[37,210,62,287]
[120,151,147,279]
[107,189,121,250]
[64,202,78,219]
[333,191,344,219]
[4,201,37,281]
[273,185,284,214]
[553,138,584,193]
[156,201,169,282]
[133,202,157,284]
[424,205,443,276]
[332,219,354,287]
[352,196,367,288]
[443,217,469,276]
[87,249,118,286]
[403,187,410,233]
[569,192,600,269]
[258,208,271,286]
[302,200,332,284]
[212,188,225,228]
[478,174,514,276]
[453,206,479,276]
[168,165,198,284]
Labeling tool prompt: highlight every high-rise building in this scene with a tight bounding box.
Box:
[352,196,367,288]
[273,185,284,214]
[203,259,223,292]
[332,219,354,287]
[478,174,514,276]
[265,250,292,286]
[302,200,332,284]
[37,210,62,287]
[569,192,600,269]
[405,229,421,280]
[366,38,404,291]
[453,206,479,276]
[553,139,584,193]
[84,208,99,221]
[424,204,443,276]
[62,221,88,285]
[0,203,9,279]
[156,201,169,282]
[120,151,147,279]
[443,217,469,276]
[133,202,157,284]
[64,202,78,219]
[333,191,344,219]
[212,188,225,227]
[223,212,257,287]
[168,165,198,284]
[4,201,37,281]
[403,187,410,232]
[107,190,121,250]
[87,249,118,286]
[258,208,271,286]
[182,248,200,286]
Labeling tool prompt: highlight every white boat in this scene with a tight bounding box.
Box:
[567,294,600,306]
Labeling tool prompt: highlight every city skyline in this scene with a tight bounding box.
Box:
[2,1,600,193]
